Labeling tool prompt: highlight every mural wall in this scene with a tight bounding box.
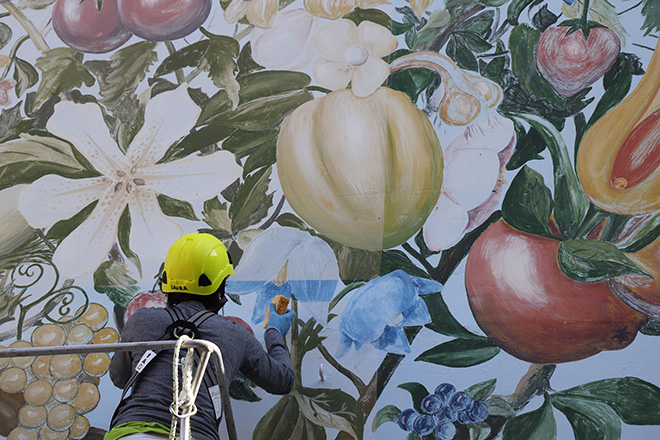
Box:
[1,0,660,439]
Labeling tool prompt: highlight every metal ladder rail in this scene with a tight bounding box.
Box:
[0,339,238,440]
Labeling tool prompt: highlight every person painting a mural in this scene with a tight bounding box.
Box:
[3,0,660,439]
[104,233,295,440]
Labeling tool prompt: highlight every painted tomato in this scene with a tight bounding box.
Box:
[117,0,212,41]
[465,220,646,364]
[536,26,620,98]
[52,0,132,53]
[276,88,443,250]
[577,37,660,215]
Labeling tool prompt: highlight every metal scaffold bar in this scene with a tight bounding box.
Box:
[0,339,238,440]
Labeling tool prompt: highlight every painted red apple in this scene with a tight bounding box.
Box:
[117,0,212,41]
[536,26,621,97]
[465,220,646,364]
[52,0,132,53]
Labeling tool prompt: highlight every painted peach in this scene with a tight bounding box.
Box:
[117,0,211,41]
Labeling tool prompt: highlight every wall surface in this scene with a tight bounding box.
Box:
[1,0,660,439]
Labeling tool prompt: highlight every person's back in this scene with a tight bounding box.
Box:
[104,233,295,440]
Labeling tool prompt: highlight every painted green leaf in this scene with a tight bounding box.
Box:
[243,137,276,176]
[508,24,563,107]
[295,387,365,440]
[160,125,235,163]
[502,394,557,440]
[0,134,93,191]
[33,48,95,109]
[516,113,590,239]
[551,395,621,440]
[372,405,401,432]
[381,250,429,278]
[557,377,660,425]
[415,337,500,367]
[466,379,497,401]
[558,239,648,283]
[502,165,553,238]
[18,0,55,8]
[222,128,278,158]
[155,40,209,78]
[238,71,311,103]
[620,211,660,253]
[46,202,96,243]
[291,410,328,440]
[200,29,240,110]
[237,42,264,78]
[253,394,300,440]
[456,31,492,53]
[422,291,476,339]
[344,7,392,28]
[506,125,546,170]
[202,197,231,233]
[85,41,158,111]
[479,0,508,6]
[117,207,142,279]
[508,0,543,25]
[387,50,436,103]
[13,58,38,98]
[228,166,272,232]
[157,194,199,221]
[587,54,632,128]
[641,0,660,35]
[451,36,479,71]
[93,260,140,307]
[398,382,430,413]
[0,23,11,49]
[0,103,24,143]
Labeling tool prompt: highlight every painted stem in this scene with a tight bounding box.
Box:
[2,1,49,52]
[165,41,186,85]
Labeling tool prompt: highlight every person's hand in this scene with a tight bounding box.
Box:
[265,303,295,337]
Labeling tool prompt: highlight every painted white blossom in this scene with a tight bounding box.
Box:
[250,9,320,71]
[18,86,242,279]
[224,0,278,29]
[313,19,397,97]
[424,117,516,251]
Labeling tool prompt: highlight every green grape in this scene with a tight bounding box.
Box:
[18,405,47,429]
[66,324,93,345]
[0,344,9,369]
[46,403,76,431]
[93,327,119,345]
[0,367,27,393]
[23,380,53,406]
[9,341,34,368]
[39,425,68,440]
[74,303,108,332]
[70,382,100,414]
[7,426,38,440]
[31,324,66,347]
[31,356,53,381]
[52,379,79,403]
[49,354,82,380]
[69,415,90,439]
[83,352,111,377]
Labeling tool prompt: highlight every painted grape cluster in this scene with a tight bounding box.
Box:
[397,383,488,440]
[0,304,118,440]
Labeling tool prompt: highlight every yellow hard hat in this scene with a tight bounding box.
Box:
[161,233,234,295]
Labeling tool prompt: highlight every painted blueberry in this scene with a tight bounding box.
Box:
[439,406,458,422]
[434,420,457,440]
[434,383,457,402]
[448,391,472,412]
[468,400,489,423]
[398,408,419,431]
[413,414,436,436]
[421,393,446,414]
[456,410,472,425]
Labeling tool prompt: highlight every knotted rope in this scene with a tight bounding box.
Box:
[169,335,197,440]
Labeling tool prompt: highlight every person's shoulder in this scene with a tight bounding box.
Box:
[213,315,256,337]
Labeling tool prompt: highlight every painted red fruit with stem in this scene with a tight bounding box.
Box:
[117,0,212,41]
[465,220,647,364]
[52,0,132,53]
[536,25,620,98]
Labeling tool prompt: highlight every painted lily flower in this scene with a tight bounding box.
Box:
[338,270,441,355]
[18,86,242,279]
[250,9,320,71]
[224,0,278,29]
[313,19,397,97]
[226,225,341,324]
[423,117,516,251]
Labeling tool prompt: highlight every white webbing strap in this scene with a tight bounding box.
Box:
[169,335,197,440]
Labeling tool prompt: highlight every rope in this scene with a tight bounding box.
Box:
[169,335,197,440]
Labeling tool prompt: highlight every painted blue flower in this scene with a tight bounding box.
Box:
[563,0,575,4]
[338,270,442,355]
[226,225,341,324]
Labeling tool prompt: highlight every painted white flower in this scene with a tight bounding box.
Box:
[423,117,516,251]
[226,225,341,324]
[224,0,278,29]
[18,86,242,279]
[250,9,320,71]
[304,0,390,20]
[313,19,397,97]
